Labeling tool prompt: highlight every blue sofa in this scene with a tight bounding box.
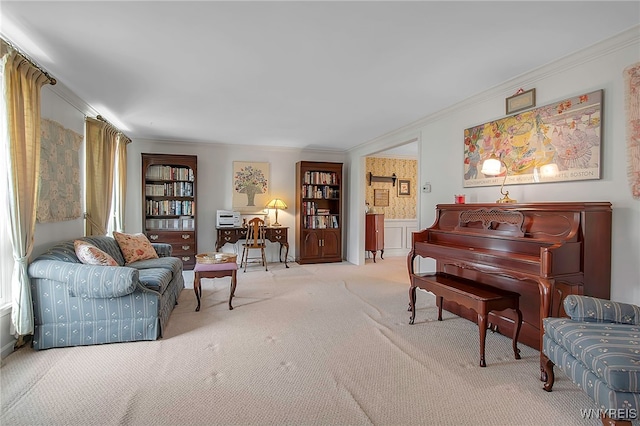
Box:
[28,236,184,350]
[542,295,640,425]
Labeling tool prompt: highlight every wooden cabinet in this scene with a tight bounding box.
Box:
[142,153,197,270]
[365,213,384,262]
[295,161,343,264]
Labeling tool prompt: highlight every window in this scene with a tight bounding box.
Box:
[0,66,14,309]
[0,179,13,309]
[106,150,121,235]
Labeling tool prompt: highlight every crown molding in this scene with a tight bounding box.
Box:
[135,137,348,156]
[47,80,99,118]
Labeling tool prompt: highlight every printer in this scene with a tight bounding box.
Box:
[216,210,241,228]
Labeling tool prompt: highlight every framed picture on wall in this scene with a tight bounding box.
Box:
[398,179,410,197]
[374,189,389,206]
[232,161,270,212]
[505,88,536,115]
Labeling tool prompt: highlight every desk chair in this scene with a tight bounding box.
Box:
[241,217,267,272]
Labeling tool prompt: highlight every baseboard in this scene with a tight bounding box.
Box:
[1,339,15,359]
[368,248,409,258]
[0,305,15,359]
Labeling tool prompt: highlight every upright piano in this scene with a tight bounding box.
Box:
[408,202,612,351]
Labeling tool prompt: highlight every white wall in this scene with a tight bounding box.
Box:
[126,140,346,263]
[347,27,640,304]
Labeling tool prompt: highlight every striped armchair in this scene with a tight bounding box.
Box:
[542,295,640,425]
[28,236,184,350]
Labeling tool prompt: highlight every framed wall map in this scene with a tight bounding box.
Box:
[463,89,603,188]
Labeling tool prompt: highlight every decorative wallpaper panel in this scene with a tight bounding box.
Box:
[625,62,640,199]
[37,118,82,223]
[366,157,417,219]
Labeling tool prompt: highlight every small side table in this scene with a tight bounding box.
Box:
[193,261,238,311]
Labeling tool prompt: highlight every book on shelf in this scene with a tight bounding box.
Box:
[146,199,194,216]
[302,185,339,199]
[303,171,338,185]
[303,215,339,229]
[146,182,193,197]
[145,165,194,182]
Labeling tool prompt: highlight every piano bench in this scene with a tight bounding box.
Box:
[409,272,523,367]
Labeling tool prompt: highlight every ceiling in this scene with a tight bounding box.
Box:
[1,1,639,152]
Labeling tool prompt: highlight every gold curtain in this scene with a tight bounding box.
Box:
[1,41,53,339]
[85,117,118,236]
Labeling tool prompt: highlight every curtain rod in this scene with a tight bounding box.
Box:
[1,37,57,85]
[96,115,132,143]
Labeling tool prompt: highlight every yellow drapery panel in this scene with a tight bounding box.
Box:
[85,117,118,236]
[1,41,51,338]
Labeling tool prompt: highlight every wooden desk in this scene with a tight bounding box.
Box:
[215,226,289,268]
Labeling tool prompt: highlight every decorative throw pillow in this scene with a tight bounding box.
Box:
[113,232,159,264]
[74,240,119,266]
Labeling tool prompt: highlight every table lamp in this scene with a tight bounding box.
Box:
[480,154,517,203]
[265,198,287,226]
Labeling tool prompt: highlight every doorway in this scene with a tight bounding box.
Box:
[364,141,419,263]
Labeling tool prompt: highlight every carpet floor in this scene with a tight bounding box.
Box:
[1,257,610,425]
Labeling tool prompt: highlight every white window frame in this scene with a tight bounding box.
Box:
[0,65,14,310]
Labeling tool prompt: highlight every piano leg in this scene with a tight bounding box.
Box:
[512,308,522,360]
[409,285,417,324]
[478,312,488,367]
[537,278,554,380]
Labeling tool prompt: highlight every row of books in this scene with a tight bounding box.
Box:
[145,182,194,197]
[145,217,194,231]
[301,184,339,199]
[146,165,194,182]
[303,215,339,229]
[303,171,339,185]
[146,200,194,216]
[301,201,334,216]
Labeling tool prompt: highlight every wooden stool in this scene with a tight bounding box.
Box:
[193,262,238,311]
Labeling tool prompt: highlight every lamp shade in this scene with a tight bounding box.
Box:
[265,198,288,210]
[479,154,517,204]
[265,198,287,226]
[480,155,502,176]
[540,163,559,178]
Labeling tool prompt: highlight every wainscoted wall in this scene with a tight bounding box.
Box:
[380,218,418,257]
[365,157,417,219]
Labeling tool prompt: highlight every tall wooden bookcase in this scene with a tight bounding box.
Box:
[295,161,343,264]
[142,153,197,270]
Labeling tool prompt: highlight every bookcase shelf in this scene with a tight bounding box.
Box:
[295,161,343,264]
[142,153,197,270]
